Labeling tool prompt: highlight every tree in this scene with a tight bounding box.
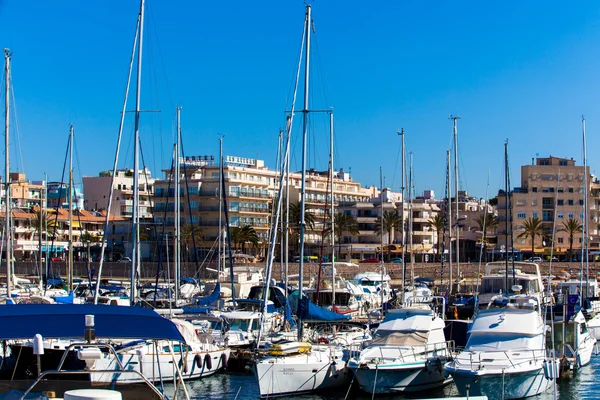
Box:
[517,217,546,258]
[230,225,259,253]
[427,214,445,261]
[30,209,49,241]
[374,210,402,261]
[284,201,316,256]
[182,224,204,261]
[80,230,100,243]
[558,218,583,262]
[471,213,499,261]
[326,213,359,258]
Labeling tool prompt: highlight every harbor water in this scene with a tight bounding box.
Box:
[168,353,600,400]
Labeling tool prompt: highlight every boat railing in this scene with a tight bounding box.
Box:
[20,342,168,400]
[460,348,548,371]
[374,340,455,364]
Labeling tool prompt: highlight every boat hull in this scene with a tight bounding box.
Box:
[450,367,551,400]
[351,361,450,394]
[90,348,230,383]
[253,351,351,398]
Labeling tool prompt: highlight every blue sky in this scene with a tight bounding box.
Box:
[2,1,600,200]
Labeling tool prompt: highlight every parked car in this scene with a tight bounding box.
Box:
[549,256,559,262]
[390,258,403,263]
[526,256,543,263]
[118,257,132,263]
[359,258,380,263]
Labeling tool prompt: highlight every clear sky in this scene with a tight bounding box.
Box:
[2,1,600,200]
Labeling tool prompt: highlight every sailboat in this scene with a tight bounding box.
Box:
[253,5,353,397]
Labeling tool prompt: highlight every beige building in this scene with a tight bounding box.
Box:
[83,168,154,219]
[497,156,594,259]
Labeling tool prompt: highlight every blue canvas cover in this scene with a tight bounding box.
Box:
[288,290,350,321]
[0,304,185,342]
[54,292,75,304]
[196,281,220,306]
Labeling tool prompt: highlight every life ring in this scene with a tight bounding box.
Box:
[220,353,228,370]
[204,353,212,370]
[317,337,330,344]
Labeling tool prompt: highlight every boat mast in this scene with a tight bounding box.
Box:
[447,150,452,294]
[504,140,509,293]
[297,3,311,341]
[3,49,11,300]
[409,152,414,284]
[218,136,223,284]
[68,125,74,293]
[450,115,461,288]
[582,116,588,301]
[130,0,145,305]
[398,128,406,297]
[329,111,336,306]
[379,167,384,311]
[174,106,181,303]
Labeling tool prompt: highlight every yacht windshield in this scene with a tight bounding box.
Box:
[466,334,541,351]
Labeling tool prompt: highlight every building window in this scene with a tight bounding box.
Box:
[557,199,564,206]
[532,212,538,218]
[557,212,564,218]
[568,200,574,206]
[540,160,549,166]
[558,237,564,244]
[532,187,538,192]
[568,212,574,219]
[559,160,567,166]
[568,188,574,193]
[579,199,584,206]
[580,213,584,219]
[517,212,526,219]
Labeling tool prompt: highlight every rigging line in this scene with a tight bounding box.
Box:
[146,2,175,112]
[9,83,25,174]
[390,131,403,190]
[311,29,331,112]
[179,129,202,277]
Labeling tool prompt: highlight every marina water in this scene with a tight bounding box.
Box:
[168,354,600,400]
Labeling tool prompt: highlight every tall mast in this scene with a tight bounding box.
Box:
[4,49,11,300]
[447,150,452,294]
[409,152,414,284]
[218,136,223,283]
[450,115,461,287]
[297,3,311,341]
[174,106,181,303]
[582,116,589,301]
[379,167,384,312]
[284,116,291,296]
[130,0,145,305]
[504,140,509,292]
[68,125,74,293]
[398,129,406,297]
[329,111,336,306]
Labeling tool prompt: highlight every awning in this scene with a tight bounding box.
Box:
[67,221,81,228]
[0,304,185,342]
[41,245,65,252]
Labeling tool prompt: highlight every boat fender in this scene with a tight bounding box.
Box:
[178,356,188,373]
[220,353,228,370]
[194,354,202,369]
[204,353,212,370]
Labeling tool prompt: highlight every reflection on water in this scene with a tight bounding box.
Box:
[167,356,600,399]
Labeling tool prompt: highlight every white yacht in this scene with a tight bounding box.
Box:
[445,294,553,400]
[348,303,453,394]
[352,270,392,309]
[478,262,544,306]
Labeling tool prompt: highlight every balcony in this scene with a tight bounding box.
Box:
[230,191,272,199]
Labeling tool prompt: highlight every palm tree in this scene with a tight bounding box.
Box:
[558,218,583,262]
[284,201,316,257]
[230,225,259,253]
[30,209,49,240]
[329,213,359,258]
[374,210,402,261]
[182,224,204,261]
[80,230,100,243]
[427,214,445,261]
[517,217,546,258]
[471,212,499,261]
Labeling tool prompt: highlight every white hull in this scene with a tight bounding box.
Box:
[351,359,450,393]
[90,348,230,383]
[253,346,351,398]
[451,367,551,400]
